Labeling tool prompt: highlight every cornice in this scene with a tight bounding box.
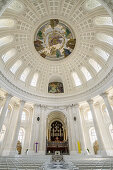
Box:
[0,65,113,106]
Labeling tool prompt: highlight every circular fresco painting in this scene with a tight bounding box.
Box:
[34,19,76,61]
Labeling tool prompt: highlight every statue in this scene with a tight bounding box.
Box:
[16,140,22,154]
[93,140,99,154]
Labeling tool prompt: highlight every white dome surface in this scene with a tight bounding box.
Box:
[0,0,113,105]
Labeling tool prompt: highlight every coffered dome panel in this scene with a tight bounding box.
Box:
[0,0,113,103]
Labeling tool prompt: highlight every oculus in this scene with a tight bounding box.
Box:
[34,19,76,61]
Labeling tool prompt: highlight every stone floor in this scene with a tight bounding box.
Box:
[0,155,112,169]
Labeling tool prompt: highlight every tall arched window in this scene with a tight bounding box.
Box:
[10,60,22,74]
[0,125,6,142]
[94,47,109,61]
[85,110,93,121]
[18,128,25,145]
[20,68,30,82]
[0,36,13,47]
[97,33,113,45]
[89,127,97,145]
[109,124,113,140]
[72,72,81,86]
[21,111,26,121]
[89,59,101,72]
[2,49,16,63]
[30,73,38,87]
[81,67,92,81]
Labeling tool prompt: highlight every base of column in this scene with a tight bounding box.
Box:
[97,150,107,156]
[2,149,10,156]
[106,150,113,156]
[70,151,88,156]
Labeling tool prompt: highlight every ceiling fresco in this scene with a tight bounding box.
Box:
[34,19,76,61]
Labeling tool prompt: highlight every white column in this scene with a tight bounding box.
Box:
[11,100,25,155]
[29,104,41,154]
[94,102,113,156]
[74,104,86,153]
[101,93,113,125]
[88,100,106,155]
[67,105,76,154]
[38,106,46,155]
[80,107,93,154]
[0,93,12,132]
[0,96,4,108]
[1,103,19,156]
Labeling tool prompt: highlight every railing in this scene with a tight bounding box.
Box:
[47,141,68,147]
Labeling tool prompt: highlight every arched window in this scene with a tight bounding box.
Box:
[30,73,38,87]
[2,48,16,63]
[85,110,93,121]
[109,124,113,140]
[0,125,6,142]
[20,68,30,82]
[96,33,113,45]
[89,59,101,72]
[0,36,13,47]
[10,60,22,74]
[95,17,113,26]
[94,47,109,61]
[81,67,92,81]
[85,0,101,10]
[18,128,25,145]
[21,111,26,121]
[0,19,15,28]
[72,72,81,86]
[89,127,97,144]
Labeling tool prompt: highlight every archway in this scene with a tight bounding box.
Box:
[46,111,69,155]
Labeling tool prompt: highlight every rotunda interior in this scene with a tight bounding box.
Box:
[0,0,113,169]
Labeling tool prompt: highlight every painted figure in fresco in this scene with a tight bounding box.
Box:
[40,52,46,58]
[34,19,76,60]
[48,82,64,93]
[50,19,59,29]
[37,30,43,40]
[16,140,22,154]
[34,40,44,51]
[66,39,76,49]
[93,140,99,154]
[63,48,71,57]
[65,28,71,38]
[49,34,62,46]
[56,49,62,58]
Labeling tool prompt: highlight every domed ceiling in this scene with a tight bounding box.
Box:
[0,0,113,104]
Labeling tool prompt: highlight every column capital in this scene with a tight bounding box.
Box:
[13,102,19,108]
[94,102,100,107]
[19,100,25,106]
[100,92,108,99]
[0,96,4,101]
[87,99,94,105]
[74,104,79,109]
[5,93,13,99]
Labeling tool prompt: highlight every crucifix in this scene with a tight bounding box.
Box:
[35,142,38,153]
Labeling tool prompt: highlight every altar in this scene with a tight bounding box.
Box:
[46,140,69,155]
